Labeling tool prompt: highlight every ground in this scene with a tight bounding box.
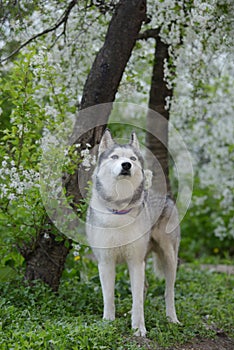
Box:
[168,335,234,350]
[134,334,234,350]
[1,262,233,349]
[133,263,234,350]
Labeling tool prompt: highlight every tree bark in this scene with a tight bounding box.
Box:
[23,0,147,291]
[81,0,147,110]
[20,222,72,292]
[145,37,172,194]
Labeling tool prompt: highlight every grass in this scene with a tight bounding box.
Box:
[0,254,233,349]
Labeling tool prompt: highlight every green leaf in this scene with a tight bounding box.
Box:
[0,266,17,282]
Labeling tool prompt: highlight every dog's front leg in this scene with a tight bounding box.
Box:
[98,261,116,321]
[128,260,146,337]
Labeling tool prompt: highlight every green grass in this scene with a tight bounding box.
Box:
[0,256,233,349]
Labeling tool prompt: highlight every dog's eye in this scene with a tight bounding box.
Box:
[111,155,119,160]
[130,156,137,161]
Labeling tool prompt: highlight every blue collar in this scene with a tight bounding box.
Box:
[107,208,132,215]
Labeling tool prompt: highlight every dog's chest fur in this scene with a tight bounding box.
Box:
[86,204,151,262]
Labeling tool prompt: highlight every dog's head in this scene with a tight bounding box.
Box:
[92,130,152,210]
[97,129,144,180]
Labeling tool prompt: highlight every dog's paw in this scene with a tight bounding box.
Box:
[133,326,147,337]
[103,315,115,321]
[167,315,181,325]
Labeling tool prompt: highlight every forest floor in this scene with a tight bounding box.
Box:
[169,264,234,350]
[172,335,234,350]
[0,259,233,349]
[135,332,234,350]
[135,263,234,350]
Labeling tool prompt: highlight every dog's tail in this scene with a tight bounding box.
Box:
[152,252,165,279]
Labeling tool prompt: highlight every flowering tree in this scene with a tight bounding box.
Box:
[0,0,147,290]
[165,1,234,250]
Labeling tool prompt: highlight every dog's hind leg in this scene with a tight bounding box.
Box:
[128,259,146,337]
[98,261,116,321]
[163,246,180,323]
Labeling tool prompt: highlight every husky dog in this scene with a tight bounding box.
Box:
[86,130,180,337]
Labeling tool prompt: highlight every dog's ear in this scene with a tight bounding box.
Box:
[98,129,114,155]
[130,132,140,150]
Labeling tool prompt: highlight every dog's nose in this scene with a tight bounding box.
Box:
[121,162,131,170]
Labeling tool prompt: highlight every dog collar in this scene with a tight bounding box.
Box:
[107,208,132,215]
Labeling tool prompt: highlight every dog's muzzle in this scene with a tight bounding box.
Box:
[120,162,131,176]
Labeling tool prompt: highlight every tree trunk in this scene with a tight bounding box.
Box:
[145,38,172,194]
[19,222,72,292]
[67,0,147,202]
[23,0,147,291]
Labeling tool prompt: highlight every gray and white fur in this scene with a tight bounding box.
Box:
[86,129,180,337]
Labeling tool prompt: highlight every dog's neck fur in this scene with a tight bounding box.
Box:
[92,174,145,213]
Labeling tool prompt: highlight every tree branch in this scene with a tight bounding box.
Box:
[0,0,78,63]
[137,28,160,40]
